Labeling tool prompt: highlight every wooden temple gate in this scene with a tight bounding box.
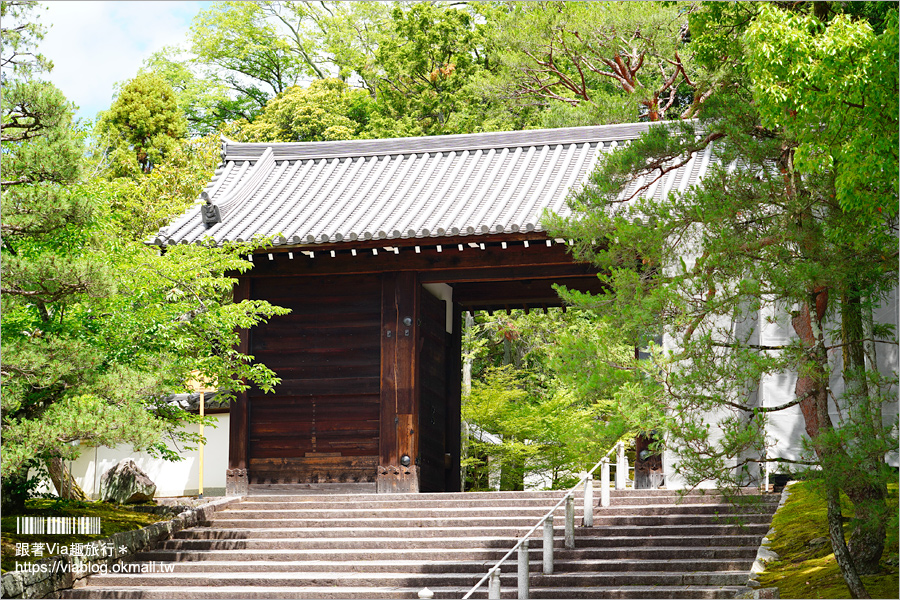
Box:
[151,124,661,494]
[226,235,604,494]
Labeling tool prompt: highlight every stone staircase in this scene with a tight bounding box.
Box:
[64,485,779,599]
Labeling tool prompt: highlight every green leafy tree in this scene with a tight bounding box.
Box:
[369,2,495,136]
[1,0,139,507]
[187,1,318,122]
[178,1,528,138]
[546,2,898,595]
[98,72,188,176]
[87,133,220,241]
[234,78,373,142]
[1,2,289,512]
[141,47,234,137]
[462,310,631,490]
[0,0,51,76]
[486,1,698,125]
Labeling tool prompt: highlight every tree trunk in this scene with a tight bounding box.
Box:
[792,295,885,584]
[826,482,870,599]
[47,457,89,501]
[840,293,888,575]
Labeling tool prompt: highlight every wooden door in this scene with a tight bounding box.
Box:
[417,289,448,492]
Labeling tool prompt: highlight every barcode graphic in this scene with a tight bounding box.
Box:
[16,517,101,535]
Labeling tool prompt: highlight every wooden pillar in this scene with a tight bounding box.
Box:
[445,302,463,492]
[227,277,250,495]
[378,272,420,493]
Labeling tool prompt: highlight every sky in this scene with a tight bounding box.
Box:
[38,1,212,123]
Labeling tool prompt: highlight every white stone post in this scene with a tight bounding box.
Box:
[565,496,575,549]
[517,539,530,600]
[488,567,501,600]
[615,441,626,490]
[583,474,594,527]
[542,516,554,575]
[600,457,611,508]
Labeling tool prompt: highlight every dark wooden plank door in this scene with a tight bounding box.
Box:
[246,274,381,484]
[418,289,448,492]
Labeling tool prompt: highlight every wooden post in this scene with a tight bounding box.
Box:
[378,272,420,493]
[199,391,204,498]
[565,496,575,549]
[187,372,216,498]
[542,516,554,575]
[517,539,530,600]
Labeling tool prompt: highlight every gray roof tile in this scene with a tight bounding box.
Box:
[152,122,714,248]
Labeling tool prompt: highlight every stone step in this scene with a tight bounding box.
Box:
[609,495,779,506]
[242,490,584,502]
[232,492,780,508]
[233,498,590,510]
[63,584,747,599]
[63,487,775,600]
[157,534,762,551]
[120,557,752,574]
[134,544,760,563]
[201,512,773,529]
[248,483,376,493]
[75,570,751,589]
[176,522,768,539]
[208,503,774,520]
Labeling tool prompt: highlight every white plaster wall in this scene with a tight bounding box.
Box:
[665,288,899,489]
[67,414,230,499]
[759,289,899,471]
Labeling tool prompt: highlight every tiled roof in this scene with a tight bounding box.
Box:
[152,122,714,248]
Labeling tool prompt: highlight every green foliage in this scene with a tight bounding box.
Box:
[462,309,632,490]
[87,133,220,241]
[1,3,290,510]
[167,1,533,139]
[547,0,897,478]
[545,0,898,589]
[234,78,372,142]
[189,1,305,109]
[371,2,492,136]
[0,0,52,77]
[97,72,187,176]
[1,395,167,478]
[141,47,234,137]
[745,6,899,226]
[487,1,697,123]
[548,306,665,436]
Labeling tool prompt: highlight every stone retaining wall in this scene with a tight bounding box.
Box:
[1,496,242,599]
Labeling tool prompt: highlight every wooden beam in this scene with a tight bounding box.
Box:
[265,232,557,254]
[378,272,420,493]
[238,240,588,280]
[451,276,606,306]
[418,263,598,284]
